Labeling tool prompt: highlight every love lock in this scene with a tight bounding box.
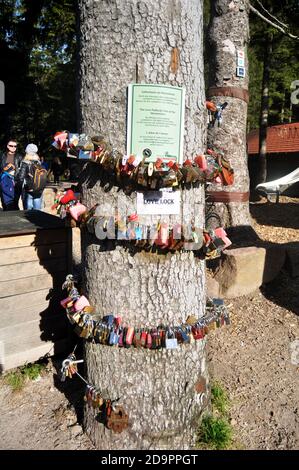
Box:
[106,406,129,434]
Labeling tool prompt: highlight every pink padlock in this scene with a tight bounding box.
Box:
[214,227,226,238]
[69,202,87,221]
[125,327,134,346]
[73,295,90,312]
[214,227,232,249]
[221,236,232,249]
[156,223,169,247]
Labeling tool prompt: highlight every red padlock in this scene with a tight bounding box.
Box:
[127,155,136,166]
[192,326,204,340]
[155,158,163,169]
[128,213,138,222]
[194,154,207,171]
[114,316,122,327]
[140,331,147,347]
[60,189,76,205]
[206,100,217,112]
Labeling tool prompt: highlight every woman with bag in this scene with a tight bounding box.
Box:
[17,144,47,210]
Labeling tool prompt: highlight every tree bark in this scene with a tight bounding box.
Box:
[78,0,208,450]
[207,0,251,227]
[257,35,272,185]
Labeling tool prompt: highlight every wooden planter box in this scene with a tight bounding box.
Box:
[0,211,72,372]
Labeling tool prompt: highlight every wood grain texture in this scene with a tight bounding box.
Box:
[1,289,54,311]
[0,243,67,266]
[0,230,68,250]
[1,338,68,371]
[0,315,68,344]
[0,272,65,298]
[0,302,53,327]
[0,258,67,281]
[0,210,66,237]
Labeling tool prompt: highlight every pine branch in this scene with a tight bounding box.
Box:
[256,0,288,29]
[250,4,299,40]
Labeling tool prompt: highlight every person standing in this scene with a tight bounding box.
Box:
[17,144,47,210]
[0,138,22,209]
[0,163,17,211]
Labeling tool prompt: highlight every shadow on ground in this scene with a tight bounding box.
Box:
[51,343,86,425]
[250,200,299,230]
[261,268,299,318]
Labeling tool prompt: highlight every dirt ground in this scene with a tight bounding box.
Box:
[0,359,94,450]
[208,196,299,450]
[0,197,298,450]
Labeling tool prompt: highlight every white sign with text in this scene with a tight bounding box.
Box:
[136,189,180,215]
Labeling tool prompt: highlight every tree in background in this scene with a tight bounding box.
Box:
[206,0,251,228]
[204,0,299,219]
[78,0,208,450]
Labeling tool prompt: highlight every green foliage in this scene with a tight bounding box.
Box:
[4,362,45,391]
[22,362,44,381]
[248,0,299,131]
[0,0,77,153]
[196,381,234,449]
[211,382,230,415]
[4,369,26,391]
[197,415,233,450]
[247,47,263,131]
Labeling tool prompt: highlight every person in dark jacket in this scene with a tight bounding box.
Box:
[0,139,22,209]
[17,144,44,210]
[0,163,16,211]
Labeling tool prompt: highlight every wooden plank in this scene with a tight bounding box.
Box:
[0,289,61,312]
[0,234,37,250]
[0,230,68,250]
[1,338,69,371]
[0,316,68,344]
[0,243,67,266]
[0,302,56,328]
[0,210,66,237]
[4,331,68,357]
[0,258,67,281]
[0,272,65,298]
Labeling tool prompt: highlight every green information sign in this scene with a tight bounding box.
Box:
[127,84,185,163]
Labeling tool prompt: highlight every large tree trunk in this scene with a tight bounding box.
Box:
[78,0,208,450]
[207,0,251,227]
